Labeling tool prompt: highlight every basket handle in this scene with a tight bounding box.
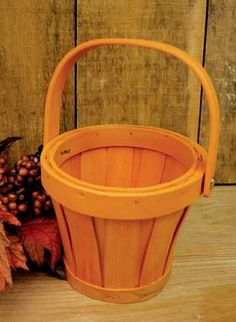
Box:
[44,38,219,196]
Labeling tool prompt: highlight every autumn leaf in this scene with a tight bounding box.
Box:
[0,223,12,293]
[0,210,21,226]
[20,217,62,271]
[0,210,28,292]
[7,235,28,271]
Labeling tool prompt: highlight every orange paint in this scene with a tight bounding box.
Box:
[41,39,219,303]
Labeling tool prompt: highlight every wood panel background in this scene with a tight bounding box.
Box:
[0,0,235,183]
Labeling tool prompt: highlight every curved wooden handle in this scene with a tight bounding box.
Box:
[44,38,220,196]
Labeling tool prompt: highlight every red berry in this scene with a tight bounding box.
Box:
[26,161,35,169]
[34,208,41,216]
[34,200,42,208]
[18,204,27,213]
[7,176,15,183]
[16,175,24,182]
[8,193,17,201]
[0,157,6,166]
[32,191,39,199]
[20,161,27,167]
[0,204,7,211]
[1,196,9,204]
[10,168,16,175]
[37,194,46,203]
[19,168,28,176]
[21,155,29,161]
[44,200,52,210]
[29,169,38,177]
[8,202,17,210]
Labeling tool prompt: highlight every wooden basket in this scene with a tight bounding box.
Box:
[41,39,219,303]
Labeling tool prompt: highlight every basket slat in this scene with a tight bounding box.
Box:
[131,148,166,187]
[105,147,134,187]
[162,155,187,183]
[63,207,103,286]
[80,148,107,184]
[139,209,184,285]
[53,201,76,274]
[61,153,81,179]
[163,207,189,274]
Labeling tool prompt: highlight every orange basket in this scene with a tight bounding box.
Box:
[41,39,219,303]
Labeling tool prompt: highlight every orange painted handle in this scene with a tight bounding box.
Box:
[44,38,219,196]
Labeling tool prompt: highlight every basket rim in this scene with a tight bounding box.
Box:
[41,124,207,196]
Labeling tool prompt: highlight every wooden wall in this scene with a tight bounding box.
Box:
[0,0,235,183]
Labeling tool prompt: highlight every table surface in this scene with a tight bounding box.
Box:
[0,186,235,322]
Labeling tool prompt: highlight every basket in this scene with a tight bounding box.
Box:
[41,39,219,303]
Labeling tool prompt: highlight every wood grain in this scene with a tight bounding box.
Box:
[0,0,74,162]
[0,186,235,321]
[77,0,206,141]
[199,0,236,183]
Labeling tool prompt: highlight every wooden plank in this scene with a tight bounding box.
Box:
[0,187,235,321]
[77,0,206,141]
[199,0,236,183]
[0,0,74,162]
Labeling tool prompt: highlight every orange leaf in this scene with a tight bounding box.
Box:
[20,217,62,271]
[7,236,28,271]
[0,223,12,292]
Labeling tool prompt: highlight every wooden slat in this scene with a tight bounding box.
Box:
[77,0,206,141]
[161,155,187,183]
[106,147,133,187]
[52,201,76,274]
[131,149,166,187]
[61,154,81,179]
[199,0,236,183]
[140,209,184,285]
[63,207,103,286]
[100,219,154,288]
[164,207,188,274]
[0,0,74,162]
[80,148,107,184]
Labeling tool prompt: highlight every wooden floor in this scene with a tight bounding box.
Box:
[0,186,235,322]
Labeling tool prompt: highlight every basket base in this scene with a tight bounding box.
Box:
[64,260,171,304]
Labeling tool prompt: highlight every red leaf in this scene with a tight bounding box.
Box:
[0,223,12,292]
[0,211,21,226]
[20,217,62,271]
[7,236,28,271]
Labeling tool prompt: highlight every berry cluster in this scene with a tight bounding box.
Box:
[31,190,52,216]
[0,145,53,220]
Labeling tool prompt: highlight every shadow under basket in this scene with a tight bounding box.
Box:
[41,125,207,303]
[41,38,219,303]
